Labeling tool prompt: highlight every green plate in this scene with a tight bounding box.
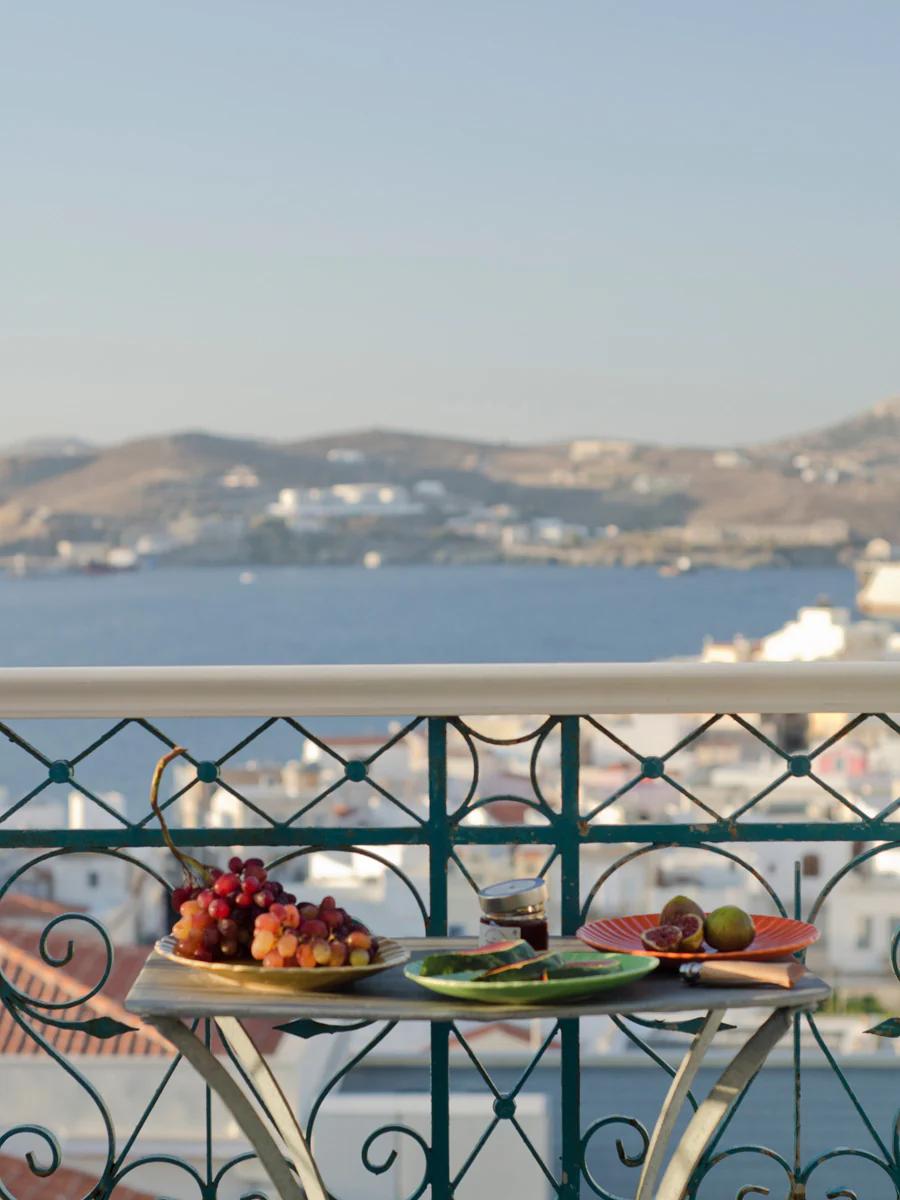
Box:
[404,950,658,1004]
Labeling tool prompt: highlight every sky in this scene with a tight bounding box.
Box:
[2,1,900,448]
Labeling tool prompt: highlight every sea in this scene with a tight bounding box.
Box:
[0,563,860,808]
[1,564,895,1198]
[0,562,859,667]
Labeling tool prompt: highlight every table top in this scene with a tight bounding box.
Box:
[125,939,830,1024]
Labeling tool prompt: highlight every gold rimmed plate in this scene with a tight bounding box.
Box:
[155,935,409,992]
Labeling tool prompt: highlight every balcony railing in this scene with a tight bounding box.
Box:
[0,663,898,1199]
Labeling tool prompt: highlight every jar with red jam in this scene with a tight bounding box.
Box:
[477,878,549,952]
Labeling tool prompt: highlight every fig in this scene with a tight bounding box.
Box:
[639,924,684,952]
[704,906,755,952]
[671,912,704,951]
[660,895,705,925]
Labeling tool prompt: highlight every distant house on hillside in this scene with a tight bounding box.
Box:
[219,463,259,489]
[269,484,422,524]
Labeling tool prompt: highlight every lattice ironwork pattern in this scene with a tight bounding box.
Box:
[0,710,898,1198]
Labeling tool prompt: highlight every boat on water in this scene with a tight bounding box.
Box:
[659,555,693,578]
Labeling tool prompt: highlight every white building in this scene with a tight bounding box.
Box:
[219,463,259,489]
[325,447,365,464]
[269,484,423,523]
[702,601,900,663]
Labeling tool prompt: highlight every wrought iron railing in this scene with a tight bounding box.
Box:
[0,663,898,1199]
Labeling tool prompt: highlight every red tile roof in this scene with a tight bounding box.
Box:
[0,1154,153,1200]
[0,927,284,1057]
[0,893,85,923]
[0,934,170,1058]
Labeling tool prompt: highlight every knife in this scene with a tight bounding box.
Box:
[680,959,807,989]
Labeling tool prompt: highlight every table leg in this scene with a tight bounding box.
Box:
[216,1016,328,1200]
[635,1008,725,1200]
[147,1016,306,1200]
[655,1006,794,1200]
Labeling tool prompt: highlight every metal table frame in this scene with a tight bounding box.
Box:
[125,940,829,1200]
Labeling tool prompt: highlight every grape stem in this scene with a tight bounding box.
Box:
[150,747,212,885]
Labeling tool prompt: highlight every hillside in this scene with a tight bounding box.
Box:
[1,398,899,563]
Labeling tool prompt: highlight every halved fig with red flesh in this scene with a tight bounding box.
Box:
[670,912,704,951]
[639,924,684,952]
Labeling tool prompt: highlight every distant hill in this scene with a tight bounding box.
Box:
[1,399,899,557]
[768,397,900,455]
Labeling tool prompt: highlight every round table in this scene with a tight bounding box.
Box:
[125,938,830,1200]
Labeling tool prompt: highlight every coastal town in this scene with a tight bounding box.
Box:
[5,398,900,575]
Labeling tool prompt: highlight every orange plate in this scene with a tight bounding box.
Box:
[576,914,819,962]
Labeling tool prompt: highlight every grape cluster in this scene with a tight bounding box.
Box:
[249,895,376,969]
[168,857,376,969]
[170,856,296,962]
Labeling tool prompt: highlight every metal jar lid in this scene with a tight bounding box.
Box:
[478,877,548,915]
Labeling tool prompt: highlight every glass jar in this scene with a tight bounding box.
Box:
[477,877,549,951]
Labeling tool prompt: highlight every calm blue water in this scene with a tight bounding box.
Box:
[0,564,857,666]
[0,564,859,817]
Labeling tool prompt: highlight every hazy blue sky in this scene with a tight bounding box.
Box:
[2,2,899,447]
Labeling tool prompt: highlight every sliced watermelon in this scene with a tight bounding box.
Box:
[418,940,534,977]
[548,956,621,979]
[481,952,621,982]
[479,951,564,980]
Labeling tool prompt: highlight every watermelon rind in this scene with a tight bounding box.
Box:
[418,940,533,977]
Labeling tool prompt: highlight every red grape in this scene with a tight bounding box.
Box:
[251,930,276,958]
[241,876,261,895]
[214,873,240,896]
[208,897,231,920]
[329,941,348,967]
[171,885,192,911]
[312,939,331,965]
[277,933,298,958]
[228,856,244,873]
[235,892,253,909]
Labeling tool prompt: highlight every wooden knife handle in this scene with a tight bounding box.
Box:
[693,959,807,988]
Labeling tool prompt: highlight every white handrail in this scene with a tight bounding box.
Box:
[0,662,896,717]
